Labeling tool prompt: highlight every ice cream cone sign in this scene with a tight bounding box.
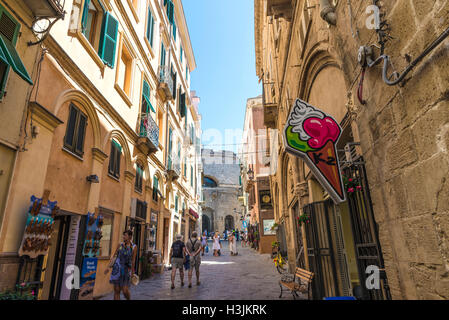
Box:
[283,99,346,204]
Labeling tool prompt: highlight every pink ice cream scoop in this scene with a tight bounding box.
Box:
[303,117,340,149]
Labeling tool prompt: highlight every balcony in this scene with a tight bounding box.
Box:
[157,66,174,102]
[23,0,65,18]
[267,0,293,20]
[167,154,181,180]
[137,113,159,155]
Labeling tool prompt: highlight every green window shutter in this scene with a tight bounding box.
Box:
[115,143,121,177]
[109,142,116,175]
[142,80,155,113]
[146,8,154,47]
[180,46,183,63]
[154,176,158,190]
[98,12,118,68]
[81,0,91,33]
[64,105,78,148]
[175,195,178,211]
[160,43,165,66]
[186,67,189,81]
[168,127,172,153]
[0,35,33,85]
[75,112,87,155]
[172,19,176,41]
[180,92,186,117]
[167,1,174,24]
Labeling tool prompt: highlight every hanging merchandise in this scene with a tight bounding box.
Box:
[18,193,58,258]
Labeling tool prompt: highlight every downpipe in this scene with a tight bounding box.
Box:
[320,0,336,25]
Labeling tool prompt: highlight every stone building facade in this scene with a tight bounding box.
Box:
[255,0,449,299]
[200,149,243,235]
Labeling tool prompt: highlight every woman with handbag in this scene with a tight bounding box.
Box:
[105,230,137,300]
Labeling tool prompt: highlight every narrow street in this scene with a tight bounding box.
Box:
[102,241,296,300]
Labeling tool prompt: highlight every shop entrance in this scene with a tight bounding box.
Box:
[125,217,145,275]
[162,218,170,263]
[303,200,339,300]
[343,159,391,300]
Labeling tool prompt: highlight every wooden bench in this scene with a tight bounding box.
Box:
[279,267,314,300]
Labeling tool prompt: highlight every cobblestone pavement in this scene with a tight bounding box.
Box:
[102,241,299,300]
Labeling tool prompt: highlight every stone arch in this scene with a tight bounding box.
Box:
[103,129,132,172]
[53,89,101,150]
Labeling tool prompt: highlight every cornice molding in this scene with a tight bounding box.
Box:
[125,170,136,182]
[29,101,63,133]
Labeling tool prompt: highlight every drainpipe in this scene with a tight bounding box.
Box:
[320,0,336,25]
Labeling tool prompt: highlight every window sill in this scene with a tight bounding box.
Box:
[134,188,143,195]
[108,173,121,182]
[144,37,155,59]
[74,30,106,72]
[114,83,133,107]
[62,147,84,162]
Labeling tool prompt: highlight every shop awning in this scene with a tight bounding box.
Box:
[189,208,198,219]
[0,34,33,85]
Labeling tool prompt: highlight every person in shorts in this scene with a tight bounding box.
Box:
[185,231,202,287]
[169,234,186,289]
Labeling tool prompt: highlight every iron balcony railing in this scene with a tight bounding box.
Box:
[158,66,174,97]
[23,0,65,17]
[167,153,181,176]
[139,113,159,149]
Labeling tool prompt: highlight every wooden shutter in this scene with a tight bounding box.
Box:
[146,8,154,47]
[142,80,155,112]
[98,12,118,68]
[180,92,186,117]
[64,105,78,148]
[75,112,87,155]
[108,143,116,176]
[115,142,121,177]
[160,43,165,66]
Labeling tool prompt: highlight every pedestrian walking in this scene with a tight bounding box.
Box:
[235,229,240,242]
[229,232,238,256]
[186,231,202,287]
[201,231,208,256]
[169,234,186,289]
[105,230,137,300]
[213,231,221,256]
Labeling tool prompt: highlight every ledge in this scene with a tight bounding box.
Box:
[114,83,133,107]
[29,101,64,132]
[92,147,108,164]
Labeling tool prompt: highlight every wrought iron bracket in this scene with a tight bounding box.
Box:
[28,12,66,46]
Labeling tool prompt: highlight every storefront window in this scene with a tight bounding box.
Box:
[98,213,113,258]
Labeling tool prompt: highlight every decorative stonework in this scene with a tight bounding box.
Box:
[124,170,135,183]
[29,101,63,133]
[92,148,108,164]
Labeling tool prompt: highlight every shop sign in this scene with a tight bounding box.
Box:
[263,219,276,236]
[82,212,103,258]
[259,190,272,209]
[18,195,58,258]
[78,257,97,300]
[283,99,346,204]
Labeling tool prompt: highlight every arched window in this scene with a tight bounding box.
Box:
[203,176,217,188]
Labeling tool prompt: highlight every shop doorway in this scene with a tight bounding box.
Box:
[303,200,340,300]
[343,160,391,300]
[225,215,234,230]
[162,218,170,263]
[125,217,145,275]
[202,215,210,234]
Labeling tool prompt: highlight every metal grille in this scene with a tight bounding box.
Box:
[303,200,339,299]
[343,159,391,300]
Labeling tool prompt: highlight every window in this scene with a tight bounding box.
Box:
[146,6,155,47]
[203,176,217,188]
[172,18,176,41]
[190,166,193,187]
[160,43,166,67]
[171,65,177,99]
[183,157,186,177]
[80,0,119,68]
[152,176,159,202]
[135,163,144,192]
[175,195,178,212]
[98,212,113,258]
[64,103,88,157]
[0,4,33,98]
[180,46,183,63]
[186,67,189,82]
[82,0,103,48]
[136,199,147,220]
[141,79,155,114]
[108,139,121,179]
[117,42,133,96]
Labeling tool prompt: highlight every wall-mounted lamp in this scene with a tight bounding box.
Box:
[247,167,254,180]
[86,175,99,183]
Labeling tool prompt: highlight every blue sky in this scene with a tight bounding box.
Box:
[183,0,261,153]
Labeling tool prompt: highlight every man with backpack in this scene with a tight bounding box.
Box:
[185,231,202,287]
[169,234,186,289]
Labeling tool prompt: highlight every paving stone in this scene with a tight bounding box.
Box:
[101,241,302,300]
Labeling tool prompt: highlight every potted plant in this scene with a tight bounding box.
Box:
[297,213,310,227]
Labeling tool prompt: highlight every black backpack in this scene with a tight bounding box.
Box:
[172,241,183,258]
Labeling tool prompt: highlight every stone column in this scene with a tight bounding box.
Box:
[86,148,108,213]
[120,170,135,235]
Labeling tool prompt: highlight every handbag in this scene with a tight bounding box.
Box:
[110,256,121,282]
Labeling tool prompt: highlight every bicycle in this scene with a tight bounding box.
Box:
[272,243,288,274]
